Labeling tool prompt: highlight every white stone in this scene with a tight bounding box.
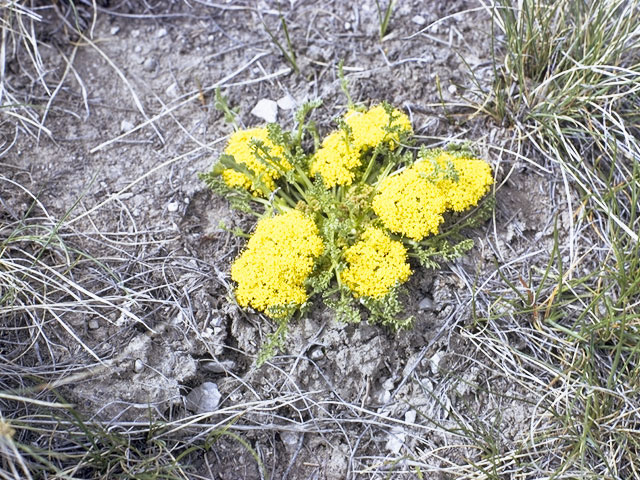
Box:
[404,409,417,425]
[412,15,426,26]
[110,26,120,35]
[120,119,135,133]
[186,382,221,414]
[133,358,144,373]
[385,427,406,454]
[277,95,296,110]
[251,99,278,123]
[157,28,168,38]
[448,84,458,95]
[280,431,299,450]
[418,296,434,310]
[166,83,179,98]
[167,201,179,212]
[429,351,445,375]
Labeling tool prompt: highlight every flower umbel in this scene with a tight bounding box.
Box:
[415,149,494,212]
[310,104,413,188]
[341,227,411,298]
[372,168,447,241]
[222,127,291,194]
[344,104,412,150]
[230,210,324,316]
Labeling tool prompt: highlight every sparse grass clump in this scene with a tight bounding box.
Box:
[201,100,494,361]
[450,0,640,477]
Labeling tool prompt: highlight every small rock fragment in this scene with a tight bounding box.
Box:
[88,319,100,330]
[404,409,417,425]
[120,119,135,133]
[166,83,179,98]
[308,346,324,361]
[110,26,120,35]
[429,351,445,375]
[167,201,179,213]
[201,359,237,373]
[133,358,144,373]
[277,95,296,110]
[418,296,434,311]
[412,15,426,26]
[280,431,300,451]
[143,58,157,72]
[185,382,221,414]
[251,99,278,123]
[156,28,168,38]
[448,84,458,95]
[385,427,406,454]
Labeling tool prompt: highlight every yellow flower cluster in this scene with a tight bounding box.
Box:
[372,168,447,241]
[310,105,412,188]
[372,150,493,240]
[221,127,290,193]
[344,105,412,150]
[415,151,494,212]
[341,227,411,298]
[231,210,324,316]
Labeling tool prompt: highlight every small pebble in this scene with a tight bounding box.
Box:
[412,15,426,26]
[166,83,179,98]
[385,428,405,454]
[167,201,179,213]
[110,26,120,35]
[250,99,278,123]
[344,22,351,30]
[448,84,458,95]
[88,319,100,330]
[156,27,168,38]
[418,296,434,311]
[201,359,237,373]
[280,431,300,450]
[134,45,142,54]
[131,29,140,38]
[277,95,296,110]
[143,58,157,72]
[429,351,445,375]
[133,358,144,373]
[120,119,135,133]
[404,409,417,424]
[308,346,324,361]
[185,382,221,414]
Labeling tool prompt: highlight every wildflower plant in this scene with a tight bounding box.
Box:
[200,97,494,362]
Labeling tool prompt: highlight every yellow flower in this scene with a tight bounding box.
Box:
[345,104,412,149]
[415,151,493,212]
[372,168,447,240]
[222,127,291,193]
[230,210,324,317]
[309,130,361,188]
[221,169,252,190]
[310,104,413,188]
[341,227,411,298]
